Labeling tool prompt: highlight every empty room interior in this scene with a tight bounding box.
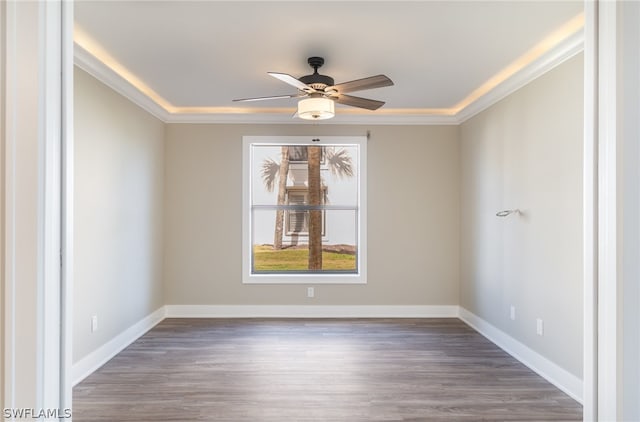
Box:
[70,1,585,420]
[7,0,631,420]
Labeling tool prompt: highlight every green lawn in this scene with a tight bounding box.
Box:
[253,245,356,271]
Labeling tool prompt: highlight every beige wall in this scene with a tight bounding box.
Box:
[164,124,460,305]
[460,54,584,377]
[73,68,165,363]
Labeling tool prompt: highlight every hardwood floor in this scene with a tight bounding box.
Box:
[73,318,582,421]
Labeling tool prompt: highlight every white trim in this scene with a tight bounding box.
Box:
[39,0,63,409]
[597,1,622,420]
[595,1,640,419]
[2,0,17,409]
[60,0,75,412]
[582,1,598,420]
[165,305,459,318]
[74,31,583,126]
[164,112,460,126]
[73,43,169,122]
[458,307,583,404]
[455,30,584,123]
[2,0,65,411]
[71,307,166,386]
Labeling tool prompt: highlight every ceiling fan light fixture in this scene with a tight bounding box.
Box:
[297,97,335,120]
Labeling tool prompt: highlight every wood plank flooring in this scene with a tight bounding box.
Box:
[73,318,582,421]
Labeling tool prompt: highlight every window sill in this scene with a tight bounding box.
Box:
[242,273,366,285]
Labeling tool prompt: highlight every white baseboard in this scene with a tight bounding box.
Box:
[458,307,583,404]
[164,304,459,318]
[72,306,166,386]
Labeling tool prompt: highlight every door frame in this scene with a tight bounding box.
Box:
[1,0,73,415]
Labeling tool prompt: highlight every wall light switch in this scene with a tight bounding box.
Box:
[536,318,544,336]
[91,315,98,333]
[307,287,315,298]
[510,306,516,321]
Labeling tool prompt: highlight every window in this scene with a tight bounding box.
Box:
[242,136,367,284]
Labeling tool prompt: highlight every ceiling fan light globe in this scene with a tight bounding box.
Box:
[297,97,335,120]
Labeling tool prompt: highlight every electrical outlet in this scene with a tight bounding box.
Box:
[536,318,544,336]
[91,315,98,333]
[307,287,315,298]
[510,306,516,321]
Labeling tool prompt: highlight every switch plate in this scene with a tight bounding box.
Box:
[307,287,315,298]
[536,318,544,336]
[91,315,98,333]
[510,306,516,321]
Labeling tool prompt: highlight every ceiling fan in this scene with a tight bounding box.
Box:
[233,57,394,120]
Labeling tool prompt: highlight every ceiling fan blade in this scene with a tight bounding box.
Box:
[333,94,385,110]
[327,74,393,94]
[233,93,305,102]
[268,72,315,93]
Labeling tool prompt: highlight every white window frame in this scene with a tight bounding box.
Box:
[242,136,367,284]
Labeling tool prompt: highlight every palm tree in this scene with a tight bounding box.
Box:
[307,145,323,270]
[308,146,354,270]
[324,147,354,179]
[261,146,290,250]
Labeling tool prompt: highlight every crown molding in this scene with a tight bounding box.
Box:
[455,29,584,124]
[163,111,460,125]
[73,30,584,126]
[73,43,170,122]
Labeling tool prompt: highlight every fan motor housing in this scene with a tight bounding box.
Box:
[299,73,334,88]
[299,56,334,89]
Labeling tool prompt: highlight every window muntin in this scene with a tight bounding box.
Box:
[243,136,366,284]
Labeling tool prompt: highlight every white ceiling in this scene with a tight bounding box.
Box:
[74,1,584,124]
